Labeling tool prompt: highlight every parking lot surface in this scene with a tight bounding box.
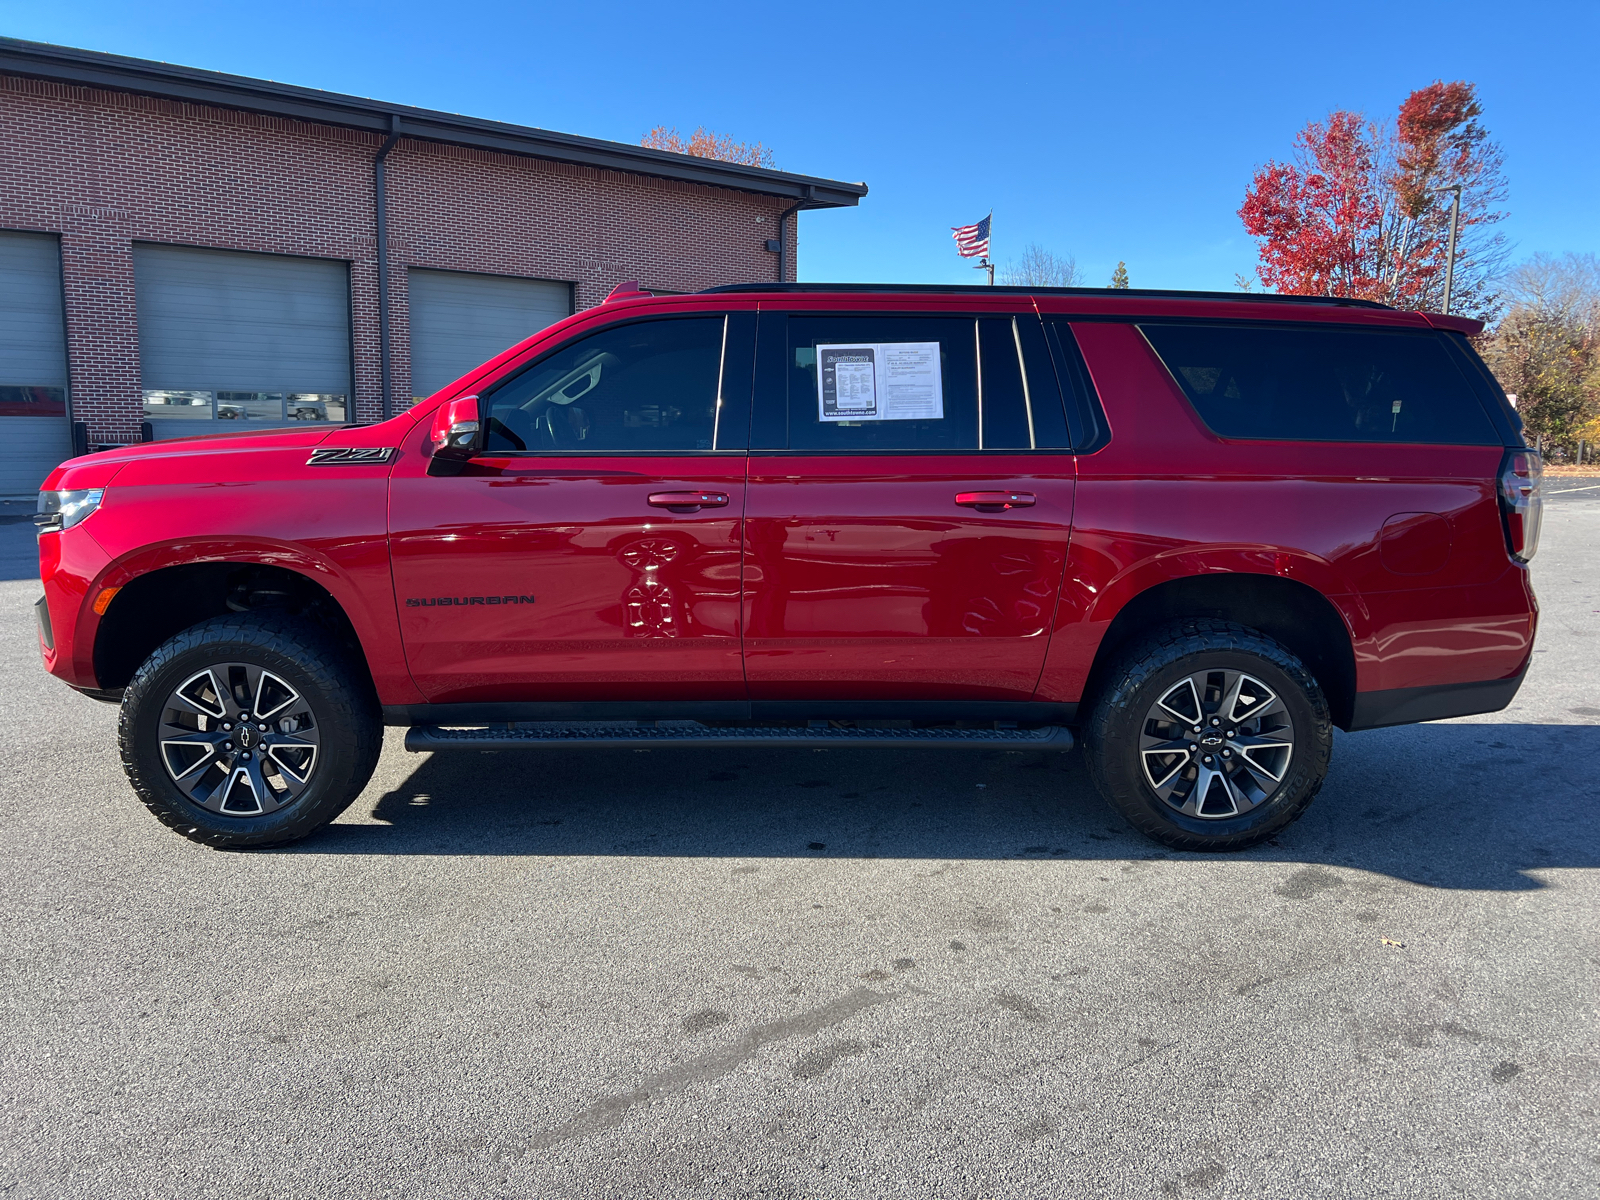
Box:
[1,486,1596,1199]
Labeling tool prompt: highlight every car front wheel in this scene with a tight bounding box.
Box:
[1086,619,1332,851]
[119,614,380,848]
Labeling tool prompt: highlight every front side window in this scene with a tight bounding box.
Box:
[483,316,728,453]
[1141,323,1500,445]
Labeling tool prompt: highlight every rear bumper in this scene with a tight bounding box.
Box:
[1345,667,1528,731]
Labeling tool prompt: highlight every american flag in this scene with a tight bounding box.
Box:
[951,213,991,259]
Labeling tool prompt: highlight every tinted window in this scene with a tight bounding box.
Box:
[785,316,976,451]
[978,318,1033,450]
[1141,323,1499,446]
[1042,320,1106,451]
[780,315,1051,452]
[483,316,726,453]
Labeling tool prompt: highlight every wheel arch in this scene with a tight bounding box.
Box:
[92,560,378,700]
[1079,572,1359,730]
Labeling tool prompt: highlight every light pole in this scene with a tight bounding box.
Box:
[1434,185,1462,314]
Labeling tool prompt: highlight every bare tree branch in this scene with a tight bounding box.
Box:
[1000,243,1082,287]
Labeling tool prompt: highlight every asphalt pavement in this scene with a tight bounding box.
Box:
[0,486,1596,1199]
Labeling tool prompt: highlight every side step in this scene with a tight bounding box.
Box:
[404,721,1074,753]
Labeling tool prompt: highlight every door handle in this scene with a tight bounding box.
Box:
[648,491,730,513]
[955,491,1036,511]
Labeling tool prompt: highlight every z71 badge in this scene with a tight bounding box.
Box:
[307,447,395,465]
[406,595,536,607]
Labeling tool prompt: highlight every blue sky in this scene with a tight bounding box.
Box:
[4,1,1595,290]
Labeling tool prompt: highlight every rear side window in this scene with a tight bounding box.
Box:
[785,316,976,452]
[1141,323,1500,446]
[775,315,1063,452]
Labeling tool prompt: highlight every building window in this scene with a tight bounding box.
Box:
[0,385,68,417]
[143,390,347,423]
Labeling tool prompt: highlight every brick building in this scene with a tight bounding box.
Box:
[0,37,866,495]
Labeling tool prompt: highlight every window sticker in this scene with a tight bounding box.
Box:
[816,342,943,422]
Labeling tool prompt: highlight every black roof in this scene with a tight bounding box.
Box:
[0,37,868,209]
[701,282,1391,308]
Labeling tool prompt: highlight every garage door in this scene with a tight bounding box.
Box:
[134,244,351,437]
[0,231,71,497]
[408,268,572,401]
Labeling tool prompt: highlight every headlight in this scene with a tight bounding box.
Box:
[35,489,104,534]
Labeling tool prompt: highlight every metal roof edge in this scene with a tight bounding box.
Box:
[0,37,868,208]
[700,283,1393,309]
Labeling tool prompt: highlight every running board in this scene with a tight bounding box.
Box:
[404,721,1075,753]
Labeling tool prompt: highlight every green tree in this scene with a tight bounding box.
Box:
[1480,253,1600,458]
[1110,262,1130,288]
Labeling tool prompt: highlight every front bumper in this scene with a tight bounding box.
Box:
[34,595,53,651]
[37,522,114,690]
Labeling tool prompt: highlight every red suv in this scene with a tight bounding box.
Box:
[35,283,1542,852]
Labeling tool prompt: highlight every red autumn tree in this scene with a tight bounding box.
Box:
[1239,82,1506,316]
[641,125,776,169]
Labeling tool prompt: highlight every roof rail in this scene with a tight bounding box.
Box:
[698,282,1393,309]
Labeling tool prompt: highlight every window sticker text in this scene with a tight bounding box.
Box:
[816,342,943,422]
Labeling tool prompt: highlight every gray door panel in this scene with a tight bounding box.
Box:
[408,268,571,401]
[0,232,71,496]
[134,244,351,433]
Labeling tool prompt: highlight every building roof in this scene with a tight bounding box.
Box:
[0,37,868,210]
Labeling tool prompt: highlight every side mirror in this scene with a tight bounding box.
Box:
[427,395,481,476]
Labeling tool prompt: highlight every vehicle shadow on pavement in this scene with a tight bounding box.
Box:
[285,720,1600,891]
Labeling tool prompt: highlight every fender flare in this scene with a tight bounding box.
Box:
[83,537,415,701]
[1085,544,1369,636]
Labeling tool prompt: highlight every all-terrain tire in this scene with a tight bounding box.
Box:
[119,614,381,848]
[1085,619,1332,851]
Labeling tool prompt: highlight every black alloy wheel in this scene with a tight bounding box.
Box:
[1086,619,1331,851]
[1136,668,1295,820]
[157,662,322,816]
[120,614,380,848]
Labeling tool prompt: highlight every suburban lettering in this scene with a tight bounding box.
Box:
[404,594,536,608]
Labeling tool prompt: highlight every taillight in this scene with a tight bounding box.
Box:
[1497,449,1542,564]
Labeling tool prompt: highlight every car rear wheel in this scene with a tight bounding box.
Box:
[119,614,381,848]
[1085,619,1332,851]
